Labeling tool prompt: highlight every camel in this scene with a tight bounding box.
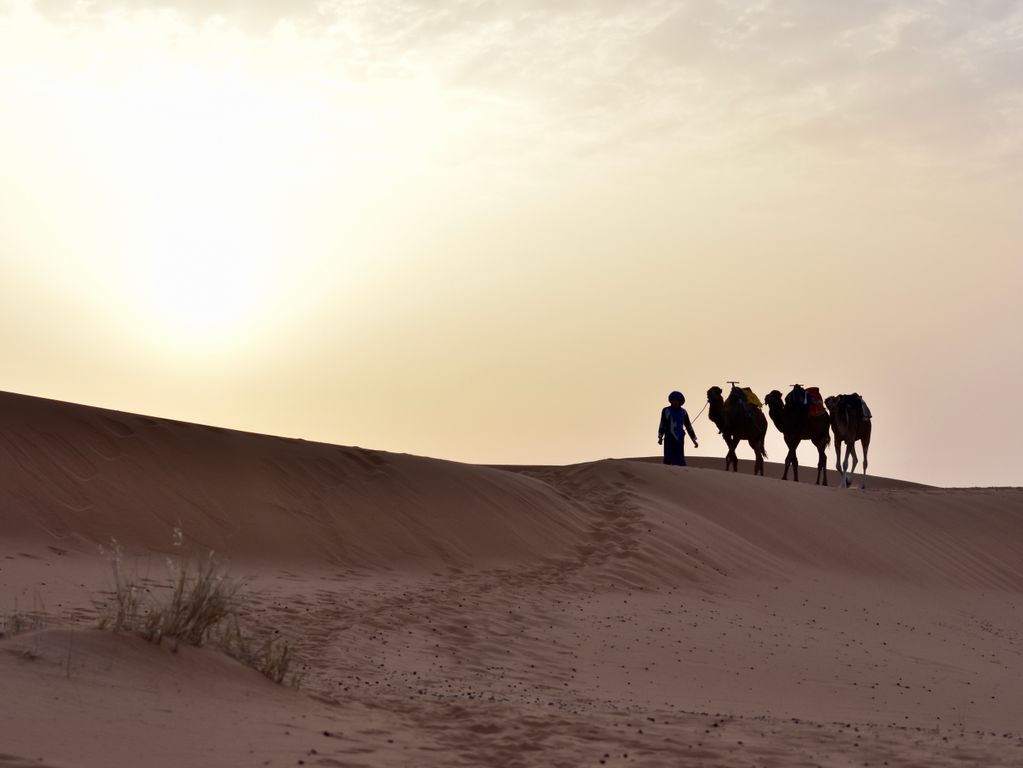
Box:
[706,385,768,476]
[764,387,831,485]
[825,394,872,489]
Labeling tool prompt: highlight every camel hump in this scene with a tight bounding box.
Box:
[784,385,807,409]
[848,393,871,418]
[785,385,827,417]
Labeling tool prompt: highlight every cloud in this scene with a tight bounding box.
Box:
[30,0,324,30]
[12,0,1023,177]
[628,1,1023,173]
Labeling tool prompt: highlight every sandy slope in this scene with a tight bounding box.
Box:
[621,455,933,490]
[1,391,1022,767]
[0,392,588,567]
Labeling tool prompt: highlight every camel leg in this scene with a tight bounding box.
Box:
[729,436,741,472]
[844,443,859,489]
[753,440,765,476]
[723,437,737,472]
[816,439,827,486]
[789,439,799,483]
[838,442,849,488]
[782,437,796,481]
[860,437,869,490]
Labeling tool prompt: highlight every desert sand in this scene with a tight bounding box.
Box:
[1,389,1022,767]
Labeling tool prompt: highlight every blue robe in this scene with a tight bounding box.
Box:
[659,406,697,466]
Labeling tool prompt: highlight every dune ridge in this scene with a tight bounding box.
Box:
[2,390,1018,588]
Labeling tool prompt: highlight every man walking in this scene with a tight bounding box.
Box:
[658,391,699,466]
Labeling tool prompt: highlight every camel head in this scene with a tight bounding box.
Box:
[825,395,849,431]
[707,386,723,403]
[764,390,783,408]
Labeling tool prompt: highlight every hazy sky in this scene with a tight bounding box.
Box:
[2,0,1021,486]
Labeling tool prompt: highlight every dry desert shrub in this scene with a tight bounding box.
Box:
[213,615,302,687]
[97,539,146,633]
[0,610,45,639]
[1,593,48,639]
[98,534,299,686]
[259,638,297,685]
[152,550,240,645]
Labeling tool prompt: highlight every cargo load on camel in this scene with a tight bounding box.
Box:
[843,393,871,419]
[738,387,762,409]
[785,385,828,418]
[805,387,827,418]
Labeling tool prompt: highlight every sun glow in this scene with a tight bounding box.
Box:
[140,243,271,341]
[95,68,315,345]
[0,5,465,353]
[1,11,433,349]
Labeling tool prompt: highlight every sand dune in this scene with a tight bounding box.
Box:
[2,390,1023,767]
[0,391,588,568]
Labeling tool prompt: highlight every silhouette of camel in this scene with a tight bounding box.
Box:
[764,388,831,485]
[706,385,768,476]
[825,394,872,489]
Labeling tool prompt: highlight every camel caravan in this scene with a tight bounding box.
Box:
[706,383,872,489]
